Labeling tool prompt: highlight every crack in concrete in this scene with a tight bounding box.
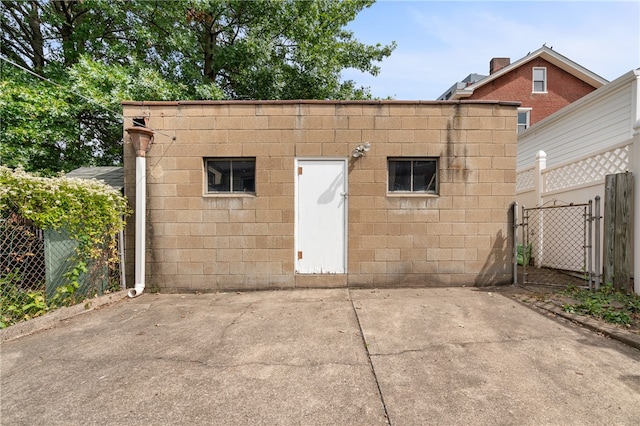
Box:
[368,335,573,357]
[348,288,391,426]
[118,356,369,371]
[217,302,254,345]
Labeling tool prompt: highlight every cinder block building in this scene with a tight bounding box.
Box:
[122,100,518,292]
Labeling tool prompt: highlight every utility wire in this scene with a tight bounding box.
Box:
[1,53,179,175]
[0,54,123,118]
[0,54,176,141]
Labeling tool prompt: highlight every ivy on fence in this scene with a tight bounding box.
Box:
[0,166,131,328]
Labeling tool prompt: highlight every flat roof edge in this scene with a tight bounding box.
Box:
[121,99,520,107]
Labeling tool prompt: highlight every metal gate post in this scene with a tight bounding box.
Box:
[594,196,601,290]
[588,200,593,290]
[513,202,518,285]
[521,204,528,285]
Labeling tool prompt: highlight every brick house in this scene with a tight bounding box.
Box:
[437,46,607,131]
[122,100,518,293]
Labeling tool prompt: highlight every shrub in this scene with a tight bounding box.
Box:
[0,166,130,327]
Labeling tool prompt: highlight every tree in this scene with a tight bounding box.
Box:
[1,0,151,173]
[1,1,47,73]
[1,0,395,174]
[137,0,395,99]
[1,0,136,72]
[0,66,75,174]
[1,56,213,174]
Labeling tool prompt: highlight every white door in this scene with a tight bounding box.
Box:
[295,159,347,274]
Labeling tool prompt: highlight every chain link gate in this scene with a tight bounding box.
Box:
[516,199,601,289]
[1,211,123,328]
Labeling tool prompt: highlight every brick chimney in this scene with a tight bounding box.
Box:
[490,57,510,74]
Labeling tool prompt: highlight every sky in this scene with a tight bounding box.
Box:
[342,0,640,100]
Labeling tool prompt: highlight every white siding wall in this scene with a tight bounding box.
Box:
[517,74,635,170]
[516,69,640,293]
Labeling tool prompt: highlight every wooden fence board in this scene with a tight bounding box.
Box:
[604,172,633,291]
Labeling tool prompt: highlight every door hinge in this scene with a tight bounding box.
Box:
[297,251,303,260]
[298,166,303,175]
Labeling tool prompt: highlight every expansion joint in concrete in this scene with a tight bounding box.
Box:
[348,288,391,426]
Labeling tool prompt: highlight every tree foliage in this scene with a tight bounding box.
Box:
[135,0,396,99]
[0,57,206,173]
[1,0,395,174]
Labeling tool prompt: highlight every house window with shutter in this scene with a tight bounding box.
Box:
[532,67,547,93]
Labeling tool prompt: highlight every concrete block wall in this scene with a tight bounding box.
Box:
[123,100,518,292]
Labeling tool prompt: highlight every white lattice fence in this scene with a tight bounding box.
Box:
[543,145,629,192]
[516,167,534,192]
[517,143,631,197]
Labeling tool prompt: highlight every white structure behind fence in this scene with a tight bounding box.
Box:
[516,69,640,293]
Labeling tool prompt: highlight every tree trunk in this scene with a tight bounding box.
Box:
[202,25,217,83]
[27,1,46,73]
[53,0,85,67]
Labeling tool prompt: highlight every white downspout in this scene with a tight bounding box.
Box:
[125,126,154,298]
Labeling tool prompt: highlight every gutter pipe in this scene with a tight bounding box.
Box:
[125,126,154,298]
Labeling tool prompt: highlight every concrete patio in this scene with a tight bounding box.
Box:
[2,287,639,425]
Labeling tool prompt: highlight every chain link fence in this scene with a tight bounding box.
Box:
[1,211,122,328]
[520,202,594,288]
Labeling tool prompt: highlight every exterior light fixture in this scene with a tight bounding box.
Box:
[352,142,371,158]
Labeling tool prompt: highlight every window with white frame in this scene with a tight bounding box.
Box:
[532,67,547,92]
[388,158,438,194]
[517,109,531,133]
[205,158,256,193]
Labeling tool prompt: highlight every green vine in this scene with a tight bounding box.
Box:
[0,271,49,328]
[0,166,131,306]
[0,166,129,241]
